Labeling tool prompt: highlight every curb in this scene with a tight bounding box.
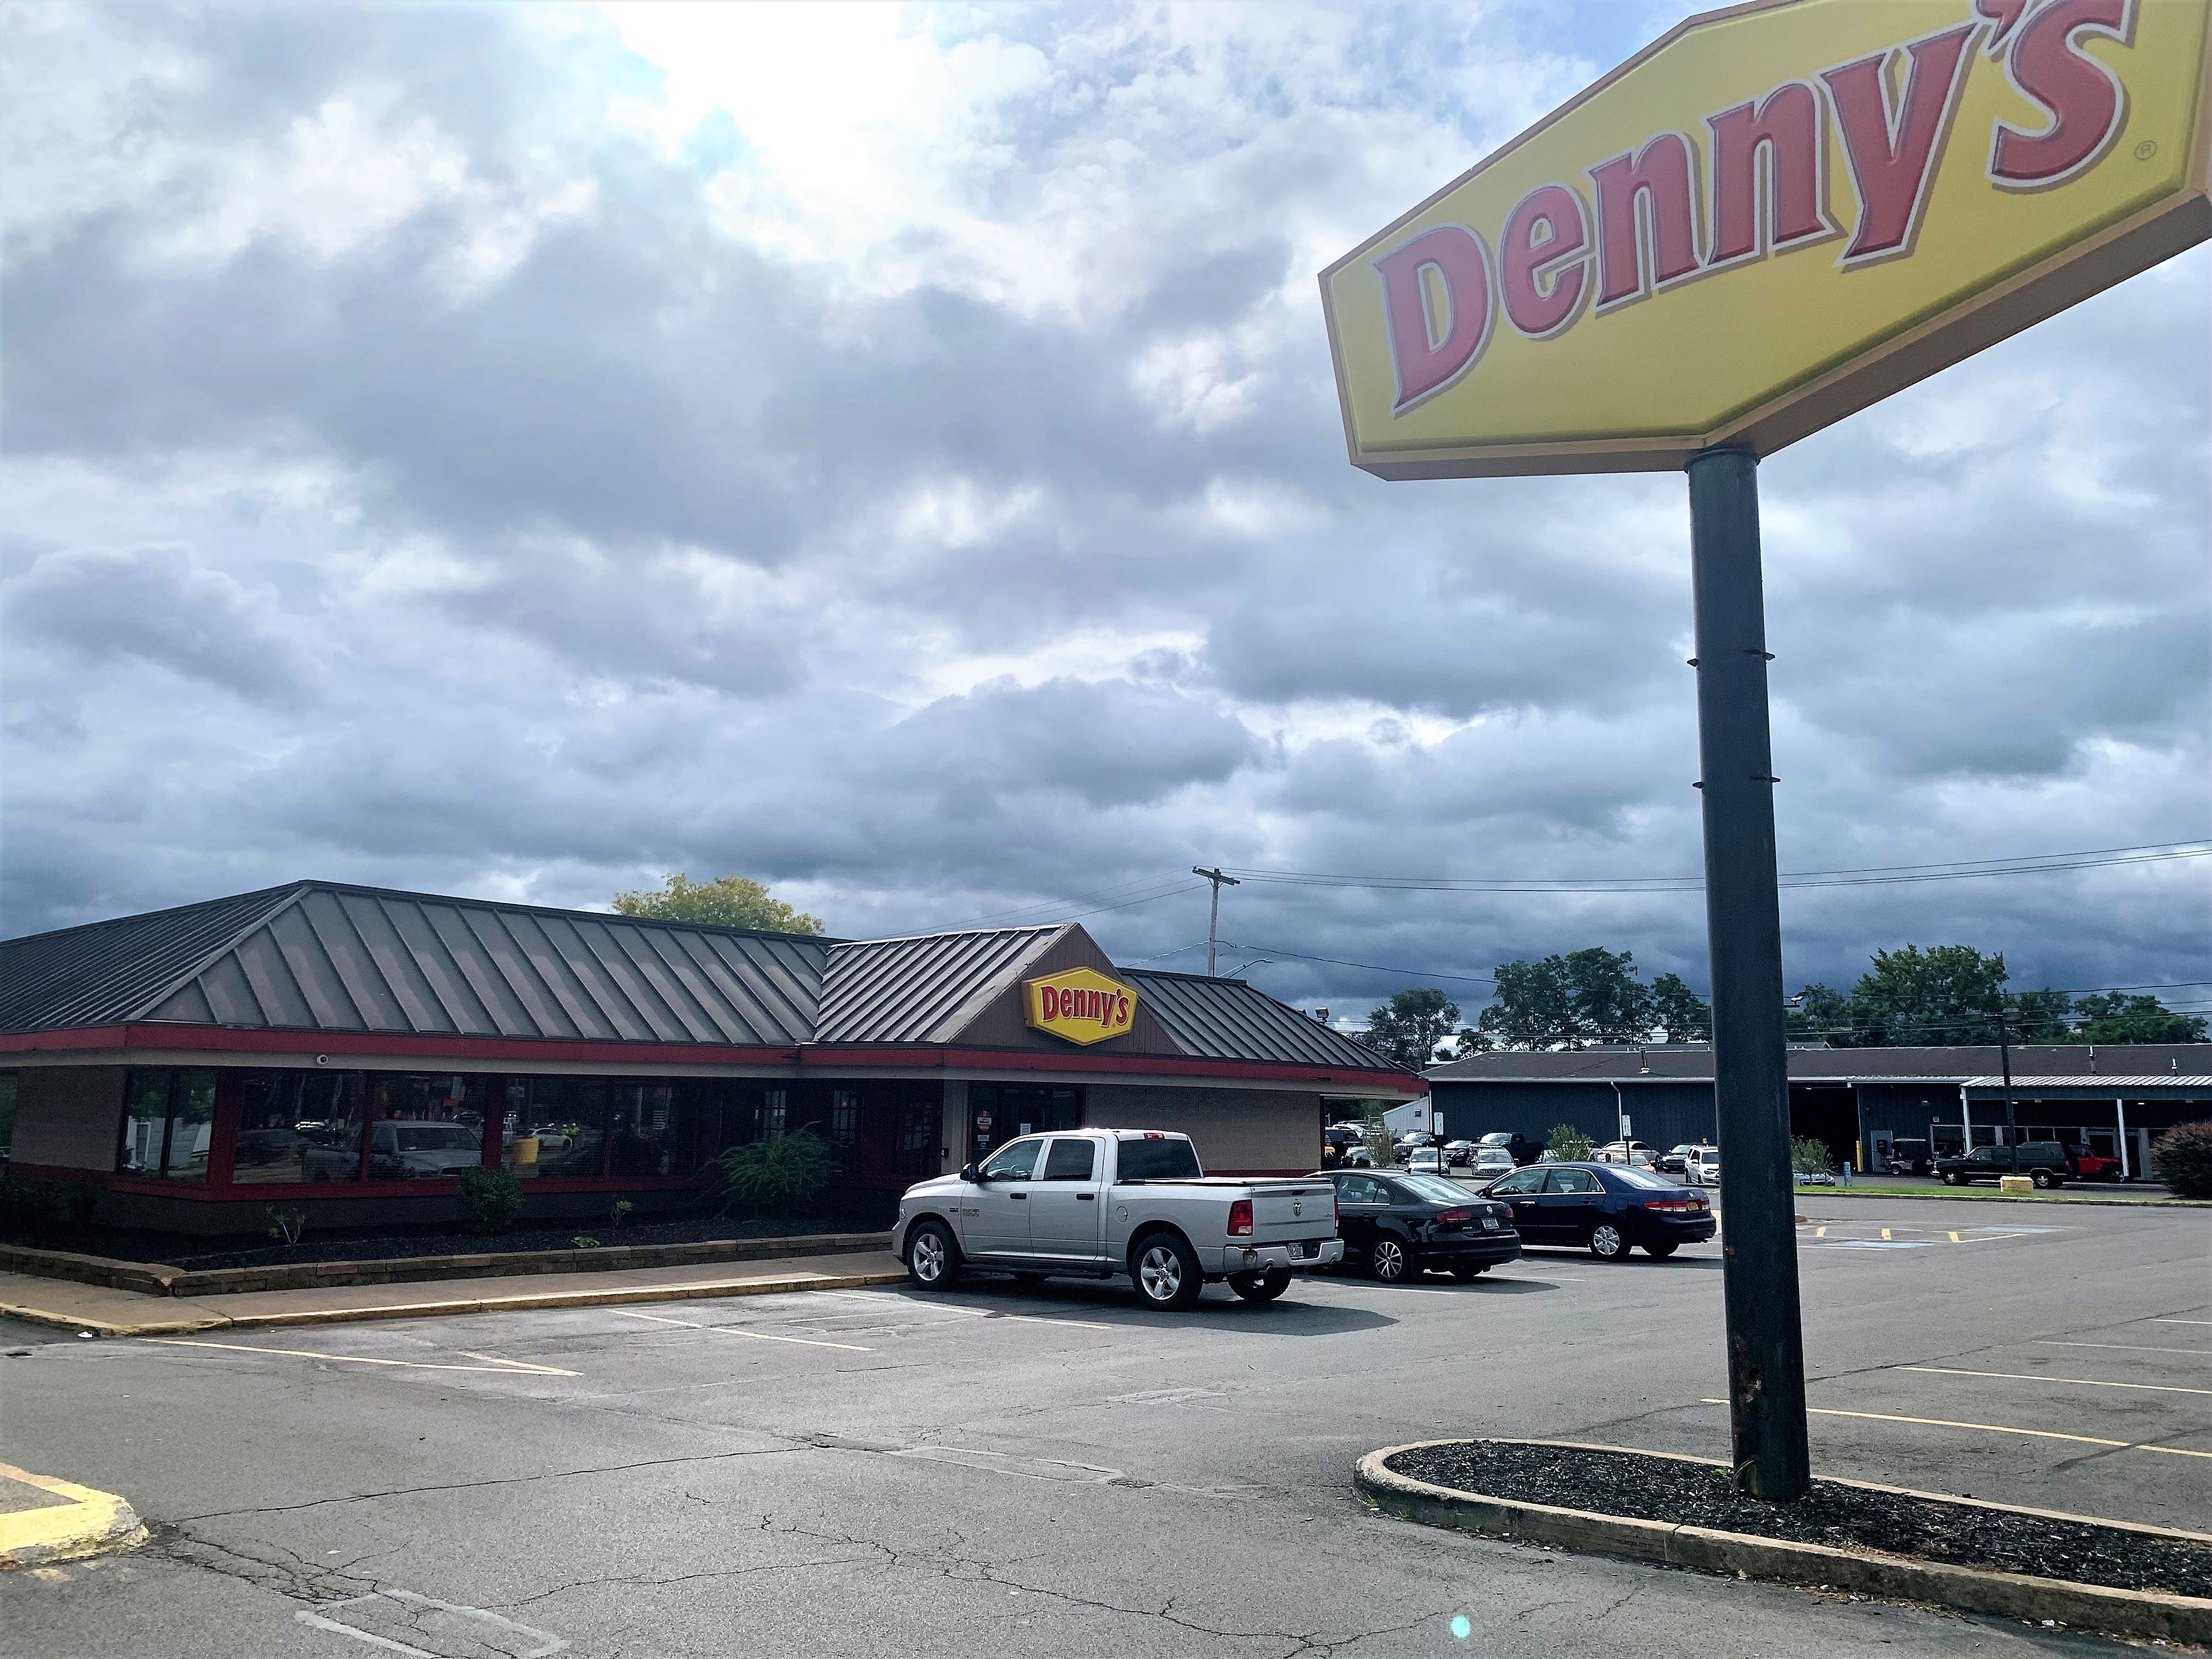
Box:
[1355,1440,2212,1645]
[1786,1189,2204,1209]
[0,1463,146,1571]
[0,1232,895,1297]
[1,1268,910,1339]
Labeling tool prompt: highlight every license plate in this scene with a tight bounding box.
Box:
[1481,1217,1498,1230]
[1287,1241,1311,1259]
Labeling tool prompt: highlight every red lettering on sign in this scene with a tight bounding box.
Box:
[1588,132,1703,310]
[1706,82,1836,268]
[1499,184,1592,339]
[1371,224,1495,413]
[1116,994,1131,1026]
[1989,0,2136,190]
[1822,24,1978,266]
[1041,986,1059,1021]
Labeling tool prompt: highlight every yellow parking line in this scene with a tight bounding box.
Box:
[1903,1365,2212,1397]
[144,1339,577,1376]
[1881,1228,1891,1241]
[610,1310,871,1352]
[1815,1227,1826,1238]
[1696,1401,2211,1458]
[1949,1231,1962,1243]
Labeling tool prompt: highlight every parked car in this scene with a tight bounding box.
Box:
[1335,1143,1376,1169]
[894,1129,1344,1309]
[1884,1137,1932,1177]
[1468,1147,1517,1182]
[1442,1139,1479,1169]
[1479,1163,1716,1261]
[1592,1138,1655,1164]
[365,1120,486,1180]
[1796,1168,1836,1186]
[1934,1141,2077,1190]
[1321,1169,1521,1283]
[1475,1131,1546,1166]
[1403,1147,1451,1176]
[2068,1142,2126,1181]
[1681,1147,1721,1185]
[1656,1144,1701,1174]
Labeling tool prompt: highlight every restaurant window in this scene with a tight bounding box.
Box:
[0,1072,16,1160]
[234,1071,376,1183]
[968,1084,1081,1161]
[894,1092,939,1181]
[607,1082,712,1178]
[117,1069,216,1183]
[827,1089,861,1174]
[502,1077,606,1177]
[498,1076,714,1180]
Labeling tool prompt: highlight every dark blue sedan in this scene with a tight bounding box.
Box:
[1479,1162,1716,1261]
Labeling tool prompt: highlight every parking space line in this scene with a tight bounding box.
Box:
[2040,1341,2210,1356]
[1696,1400,2212,1458]
[608,1310,872,1352]
[807,1290,1114,1330]
[2154,1318,2212,1326]
[1903,1365,2212,1396]
[144,1339,577,1376]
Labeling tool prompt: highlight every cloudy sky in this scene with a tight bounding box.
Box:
[4,0,2207,1025]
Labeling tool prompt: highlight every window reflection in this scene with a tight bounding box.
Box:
[119,1069,215,1182]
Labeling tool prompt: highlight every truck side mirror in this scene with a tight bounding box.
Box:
[960,1163,982,1183]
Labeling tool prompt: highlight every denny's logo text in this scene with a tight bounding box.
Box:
[1321,0,2210,476]
[1022,968,1139,1047]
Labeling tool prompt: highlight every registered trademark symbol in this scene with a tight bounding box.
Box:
[2134,139,2158,160]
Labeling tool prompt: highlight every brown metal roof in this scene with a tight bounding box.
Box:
[1426,1043,2212,1084]
[1127,970,1396,1073]
[814,927,1060,1045]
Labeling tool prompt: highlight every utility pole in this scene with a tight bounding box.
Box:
[1193,867,1240,975]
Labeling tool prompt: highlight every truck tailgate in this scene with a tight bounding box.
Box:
[1250,1183,1335,1242]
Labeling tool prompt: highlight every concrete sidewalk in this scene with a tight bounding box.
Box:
[0,1249,907,1339]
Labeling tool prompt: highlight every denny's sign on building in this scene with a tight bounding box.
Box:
[1320,0,2211,478]
[1023,967,1139,1047]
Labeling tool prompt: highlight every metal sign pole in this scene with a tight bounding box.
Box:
[1686,447,1811,1500]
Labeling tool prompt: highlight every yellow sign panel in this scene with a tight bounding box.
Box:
[1022,967,1139,1047]
[1321,0,2212,478]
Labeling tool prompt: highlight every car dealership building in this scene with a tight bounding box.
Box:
[1425,1043,2212,1177]
[0,881,1421,1233]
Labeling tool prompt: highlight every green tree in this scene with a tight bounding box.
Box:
[2072,992,2208,1044]
[1361,988,1463,1071]
[1786,983,1856,1046]
[612,873,825,935]
[1847,944,2010,1046]
[1648,973,1712,1043]
[1547,1123,1595,1162]
[2003,986,2074,1043]
[1476,947,1656,1048]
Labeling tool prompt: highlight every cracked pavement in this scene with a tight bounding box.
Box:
[2,1197,2202,1657]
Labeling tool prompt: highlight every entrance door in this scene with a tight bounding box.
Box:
[964,1136,1042,1257]
[1028,1137,1105,1261]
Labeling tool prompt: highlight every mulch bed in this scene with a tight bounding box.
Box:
[2,1212,870,1272]
[1387,1441,2212,1599]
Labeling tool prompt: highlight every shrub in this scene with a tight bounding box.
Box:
[1791,1136,1833,1176]
[714,1130,837,1217]
[2149,1121,2212,1200]
[571,1235,601,1250]
[457,1167,526,1235]
[609,1198,634,1227]
[266,1206,308,1246]
[0,1176,64,1232]
[1547,1124,1594,1163]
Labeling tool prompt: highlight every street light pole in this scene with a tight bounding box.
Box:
[1193,866,1240,976]
[1686,447,1812,1500]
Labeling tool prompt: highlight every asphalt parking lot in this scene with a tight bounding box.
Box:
[2,1195,2204,1658]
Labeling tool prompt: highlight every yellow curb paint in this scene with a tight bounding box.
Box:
[0,1464,145,1570]
[1698,1401,2212,1459]
[1815,1227,1826,1238]
[609,1310,872,1352]
[1881,1228,1892,1241]
[1904,1366,2212,1397]
[144,1339,579,1376]
[1950,1231,1962,1243]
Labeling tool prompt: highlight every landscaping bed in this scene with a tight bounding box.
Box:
[1385,1441,2212,1598]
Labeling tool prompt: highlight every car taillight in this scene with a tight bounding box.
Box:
[1645,1199,1699,1212]
[1228,1198,1253,1237]
[1436,1209,1472,1224]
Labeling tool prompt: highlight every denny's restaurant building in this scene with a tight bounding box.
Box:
[0,882,1420,1234]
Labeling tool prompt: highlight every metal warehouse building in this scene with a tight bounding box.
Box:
[0,882,1421,1234]
[1426,1044,2212,1177]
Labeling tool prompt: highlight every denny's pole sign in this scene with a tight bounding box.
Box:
[1321,0,2211,478]
[1319,0,2207,1505]
[1022,967,1140,1047]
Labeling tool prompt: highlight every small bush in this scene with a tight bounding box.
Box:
[457,1166,526,1235]
[0,1176,64,1232]
[1791,1136,1833,1176]
[1547,1124,1594,1163]
[2150,1121,2212,1200]
[571,1235,601,1250]
[610,1198,634,1227]
[714,1130,837,1217]
[266,1206,308,1246]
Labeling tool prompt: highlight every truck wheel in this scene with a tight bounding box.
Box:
[1369,1237,1410,1282]
[1589,1223,1627,1262]
[1228,1268,1289,1303]
[1132,1233,1203,1311]
[906,1221,962,1291]
[1943,1171,1965,1186]
[2031,1170,2057,1189]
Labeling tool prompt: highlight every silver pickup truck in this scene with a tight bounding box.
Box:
[893,1128,1343,1309]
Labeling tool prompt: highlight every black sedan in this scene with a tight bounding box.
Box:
[1318,1169,1522,1283]
[1480,1162,1715,1261]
